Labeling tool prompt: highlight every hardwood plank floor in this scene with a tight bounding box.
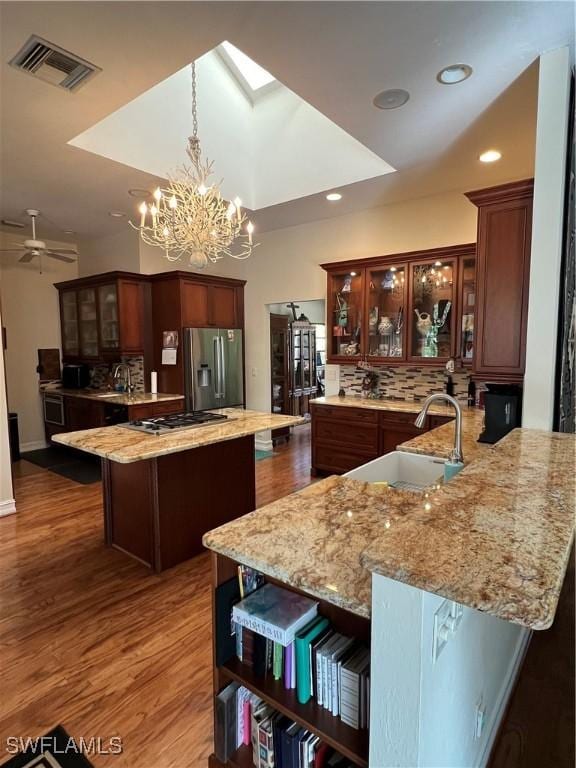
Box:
[1,423,573,768]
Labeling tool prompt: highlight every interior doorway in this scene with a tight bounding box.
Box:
[267,300,325,444]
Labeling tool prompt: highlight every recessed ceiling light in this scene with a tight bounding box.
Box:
[326,192,342,201]
[128,188,151,198]
[373,89,410,110]
[437,64,473,85]
[109,210,126,218]
[479,149,502,163]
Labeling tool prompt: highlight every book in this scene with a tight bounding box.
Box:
[329,637,355,715]
[340,647,370,730]
[311,628,334,704]
[215,576,241,666]
[314,630,335,707]
[214,682,239,763]
[251,701,274,766]
[284,641,293,688]
[295,616,330,704]
[273,641,284,681]
[232,583,318,647]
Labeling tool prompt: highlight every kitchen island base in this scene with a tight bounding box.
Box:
[103,435,255,572]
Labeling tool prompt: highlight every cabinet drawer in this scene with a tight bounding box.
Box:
[312,405,378,424]
[152,399,183,415]
[313,445,378,475]
[315,420,378,451]
[379,410,422,426]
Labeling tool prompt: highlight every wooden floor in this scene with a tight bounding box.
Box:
[0,423,573,768]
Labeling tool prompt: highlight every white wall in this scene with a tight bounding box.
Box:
[0,302,15,516]
[370,574,530,768]
[523,46,572,429]
[268,299,325,324]
[0,235,78,449]
[78,227,140,276]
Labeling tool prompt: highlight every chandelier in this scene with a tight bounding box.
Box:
[130,62,256,269]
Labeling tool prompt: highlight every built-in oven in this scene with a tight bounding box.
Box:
[44,393,65,426]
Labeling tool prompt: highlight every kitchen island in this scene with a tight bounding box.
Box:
[203,419,575,767]
[54,409,304,571]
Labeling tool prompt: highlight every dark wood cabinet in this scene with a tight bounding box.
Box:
[56,272,150,362]
[465,179,533,381]
[322,243,476,366]
[65,397,107,431]
[126,399,183,421]
[379,410,428,456]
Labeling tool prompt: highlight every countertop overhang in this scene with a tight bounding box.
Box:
[204,405,576,630]
[52,409,305,463]
[45,388,184,406]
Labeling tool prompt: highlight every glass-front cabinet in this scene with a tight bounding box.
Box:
[327,269,364,360]
[459,256,476,365]
[98,283,120,351]
[408,257,457,362]
[366,263,407,360]
[60,290,79,357]
[78,287,99,358]
[291,323,316,394]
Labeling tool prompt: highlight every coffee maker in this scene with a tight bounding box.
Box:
[478,383,522,444]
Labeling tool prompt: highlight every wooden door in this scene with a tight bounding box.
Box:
[117,280,145,353]
[181,281,210,326]
[209,285,237,328]
[466,180,533,379]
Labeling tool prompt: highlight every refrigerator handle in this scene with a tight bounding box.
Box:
[219,335,226,400]
[184,330,195,411]
[213,336,221,399]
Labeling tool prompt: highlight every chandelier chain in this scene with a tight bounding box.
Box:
[191,62,198,141]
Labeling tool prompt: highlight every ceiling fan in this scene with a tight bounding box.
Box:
[0,209,78,263]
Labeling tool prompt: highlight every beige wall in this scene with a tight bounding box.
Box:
[0,234,78,449]
[0,301,15,514]
[78,227,140,276]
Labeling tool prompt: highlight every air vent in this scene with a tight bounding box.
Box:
[10,35,100,92]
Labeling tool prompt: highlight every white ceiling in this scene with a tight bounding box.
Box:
[69,46,394,210]
[0,2,573,243]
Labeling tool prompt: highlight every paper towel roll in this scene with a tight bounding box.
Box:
[150,371,158,394]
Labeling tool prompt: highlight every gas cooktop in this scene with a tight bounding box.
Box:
[121,411,228,435]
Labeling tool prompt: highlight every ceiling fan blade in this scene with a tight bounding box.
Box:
[50,247,78,255]
[45,250,77,263]
[0,248,25,253]
[18,252,36,263]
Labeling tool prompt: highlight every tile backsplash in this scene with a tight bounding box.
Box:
[89,356,145,392]
[339,363,473,401]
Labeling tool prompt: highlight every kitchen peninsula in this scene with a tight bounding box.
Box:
[54,409,303,571]
[204,417,575,767]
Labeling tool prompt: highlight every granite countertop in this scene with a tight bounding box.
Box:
[52,409,305,463]
[311,394,457,416]
[48,388,184,406]
[204,426,576,630]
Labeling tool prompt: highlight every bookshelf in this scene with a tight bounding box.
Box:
[209,553,371,768]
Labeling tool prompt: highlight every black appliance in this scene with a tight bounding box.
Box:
[62,363,90,389]
[121,410,229,435]
[478,383,522,444]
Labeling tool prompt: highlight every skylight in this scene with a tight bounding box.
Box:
[220,41,275,91]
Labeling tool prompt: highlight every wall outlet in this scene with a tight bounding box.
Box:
[251,367,258,377]
[432,600,464,662]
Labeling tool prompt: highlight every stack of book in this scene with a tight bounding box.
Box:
[232,583,370,732]
[215,682,359,767]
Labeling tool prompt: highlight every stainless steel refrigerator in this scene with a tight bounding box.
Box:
[183,327,244,411]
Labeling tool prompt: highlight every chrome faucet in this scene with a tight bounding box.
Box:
[113,363,133,394]
[415,393,464,463]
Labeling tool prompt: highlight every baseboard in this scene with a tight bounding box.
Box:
[255,437,274,452]
[20,439,49,452]
[0,498,16,517]
[478,628,532,768]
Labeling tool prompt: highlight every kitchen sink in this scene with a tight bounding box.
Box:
[345,451,445,492]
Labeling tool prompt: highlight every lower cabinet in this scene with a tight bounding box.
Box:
[65,398,107,431]
[311,404,453,475]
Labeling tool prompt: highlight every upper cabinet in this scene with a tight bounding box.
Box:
[179,276,244,329]
[323,244,476,366]
[56,273,149,362]
[465,179,533,381]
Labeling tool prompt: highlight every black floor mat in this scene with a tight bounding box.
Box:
[22,447,101,485]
